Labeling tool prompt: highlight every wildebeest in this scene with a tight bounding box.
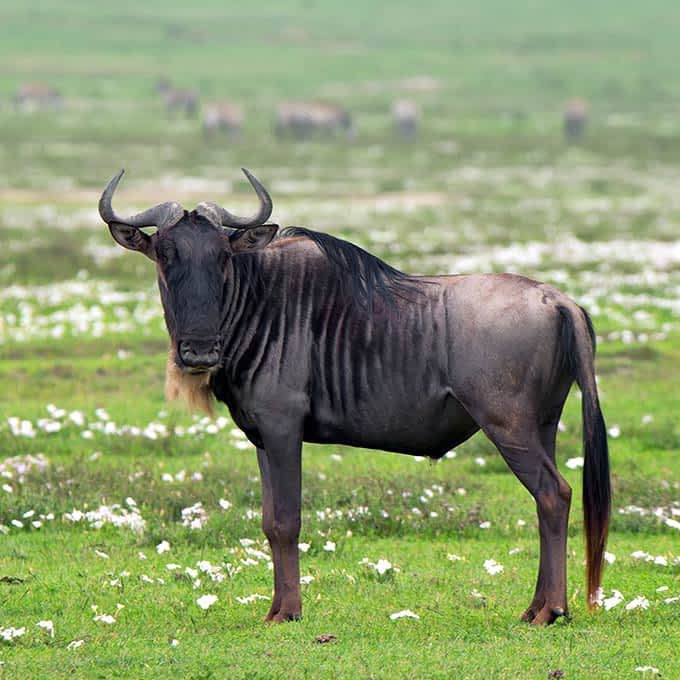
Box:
[274,101,354,139]
[99,169,610,626]
[564,99,589,142]
[391,99,420,139]
[202,101,244,138]
[14,83,62,112]
[156,79,199,117]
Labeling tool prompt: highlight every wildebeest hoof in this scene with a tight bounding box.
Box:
[520,606,537,622]
[267,611,301,624]
[530,605,569,626]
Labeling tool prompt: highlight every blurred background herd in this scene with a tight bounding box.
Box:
[10,78,589,144]
[3,0,680,185]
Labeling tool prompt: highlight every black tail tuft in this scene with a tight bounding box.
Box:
[559,305,611,606]
[583,403,610,604]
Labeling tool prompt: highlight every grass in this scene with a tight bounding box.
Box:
[1,0,679,678]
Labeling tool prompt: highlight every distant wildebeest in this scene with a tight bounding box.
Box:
[99,169,610,625]
[275,101,354,139]
[564,99,589,142]
[202,101,244,138]
[391,99,420,139]
[155,79,199,117]
[14,83,62,112]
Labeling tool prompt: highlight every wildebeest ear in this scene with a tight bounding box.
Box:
[108,222,154,259]
[229,224,278,253]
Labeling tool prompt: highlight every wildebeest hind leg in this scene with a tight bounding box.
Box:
[483,421,571,625]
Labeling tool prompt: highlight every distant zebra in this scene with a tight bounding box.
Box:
[156,79,199,117]
[14,83,62,112]
[202,101,244,138]
[563,99,588,142]
[275,101,354,140]
[391,100,420,139]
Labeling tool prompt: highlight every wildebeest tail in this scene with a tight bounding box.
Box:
[558,304,611,608]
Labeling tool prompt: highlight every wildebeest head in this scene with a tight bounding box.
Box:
[99,169,277,375]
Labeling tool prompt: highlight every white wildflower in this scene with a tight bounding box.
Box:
[196,594,218,610]
[389,610,419,620]
[625,596,650,611]
[483,559,504,575]
[630,550,650,560]
[181,502,208,529]
[36,620,54,637]
[93,614,116,624]
[235,593,270,605]
[156,540,170,554]
[374,559,393,575]
[0,626,26,641]
[603,589,624,610]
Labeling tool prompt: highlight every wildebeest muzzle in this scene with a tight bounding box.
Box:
[178,336,222,372]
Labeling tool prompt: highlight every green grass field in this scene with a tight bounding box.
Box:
[1,1,679,678]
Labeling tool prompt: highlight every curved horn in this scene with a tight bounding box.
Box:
[197,168,272,229]
[99,169,184,230]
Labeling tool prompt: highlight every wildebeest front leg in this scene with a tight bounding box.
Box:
[257,448,283,619]
[257,429,302,623]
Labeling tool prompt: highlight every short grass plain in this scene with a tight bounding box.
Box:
[0,1,679,678]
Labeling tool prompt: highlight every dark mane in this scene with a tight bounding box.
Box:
[280,227,421,312]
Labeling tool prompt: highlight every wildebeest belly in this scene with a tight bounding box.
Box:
[304,389,479,457]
